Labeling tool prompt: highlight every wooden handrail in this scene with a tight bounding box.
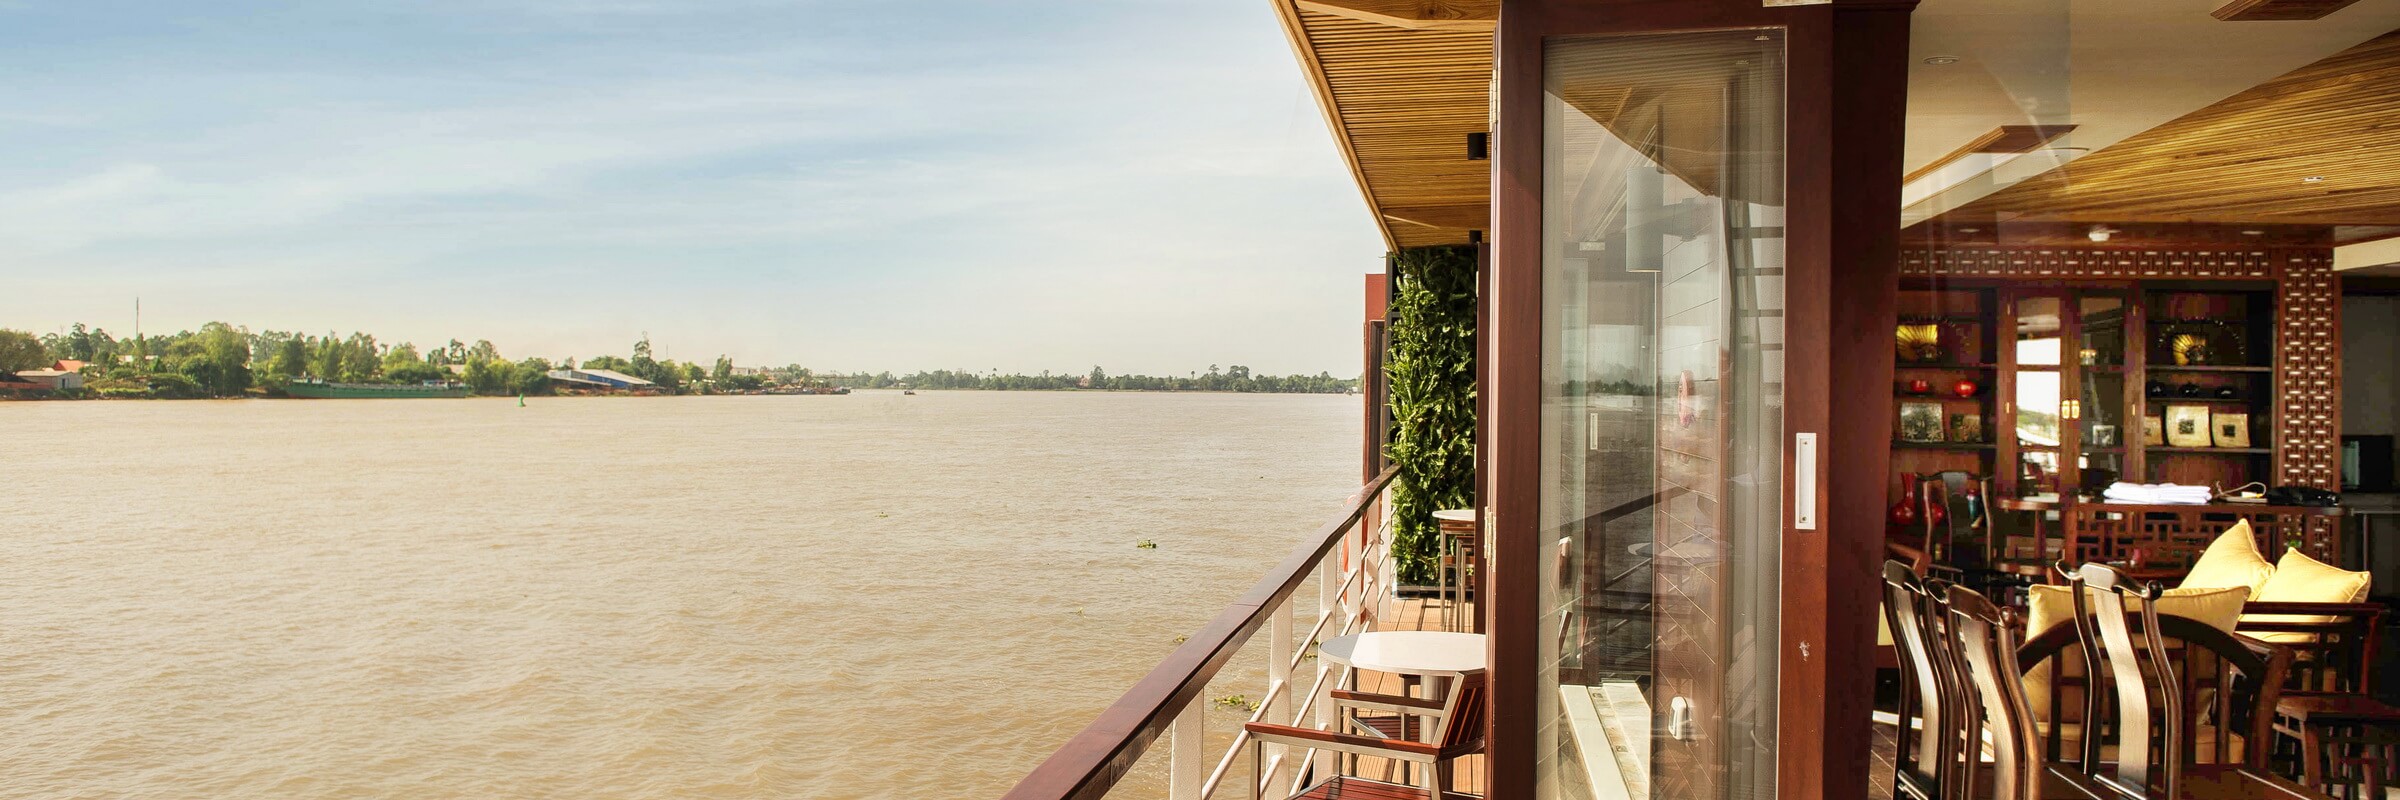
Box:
[1001,465,1403,800]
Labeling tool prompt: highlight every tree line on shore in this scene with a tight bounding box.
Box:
[0,324,1357,398]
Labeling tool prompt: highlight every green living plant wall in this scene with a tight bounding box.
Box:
[1384,244,1476,586]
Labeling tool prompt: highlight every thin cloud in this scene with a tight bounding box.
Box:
[0,1,1381,375]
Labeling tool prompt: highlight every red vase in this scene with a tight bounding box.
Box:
[1907,379,1933,395]
[1952,379,1979,398]
[1889,473,1922,530]
[1925,496,1949,528]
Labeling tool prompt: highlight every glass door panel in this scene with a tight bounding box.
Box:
[2075,295,2127,495]
[2015,295,2063,366]
[1538,29,1784,800]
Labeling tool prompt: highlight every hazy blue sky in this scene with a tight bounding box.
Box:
[0,1,1385,375]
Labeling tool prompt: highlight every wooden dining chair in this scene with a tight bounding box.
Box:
[2057,562,2321,800]
[1885,559,1959,800]
[1244,673,1485,800]
[1946,584,2062,800]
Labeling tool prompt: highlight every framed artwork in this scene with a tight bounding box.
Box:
[2090,423,2119,447]
[2142,416,2165,446]
[2165,405,2212,448]
[1950,413,1983,443]
[2213,412,2252,448]
[1896,323,1942,363]
[1900,402,1945,443]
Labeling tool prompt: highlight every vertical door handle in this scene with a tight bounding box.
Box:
[1795,432,1819,530]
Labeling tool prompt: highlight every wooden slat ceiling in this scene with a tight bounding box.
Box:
[1936,29,2400,229]
[1275,2,1494,250]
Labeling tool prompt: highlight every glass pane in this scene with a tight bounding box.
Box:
[1540,29,1784,800]
[2079,295,2125,367]
[2018,449,2062,499]
[2016,369,2060,447]
[2081,371,2124,446]
[2016,295,2062,366]
[2077,451,2124,499]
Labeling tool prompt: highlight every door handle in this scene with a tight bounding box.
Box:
[1795,432,1818,530]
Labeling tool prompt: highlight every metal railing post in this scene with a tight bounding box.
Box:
[1314,555,1339,777]
[1171,702,1203,800]
[1266,597,1293,793]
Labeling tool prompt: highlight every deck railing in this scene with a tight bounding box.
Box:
[1003,465,1402,800]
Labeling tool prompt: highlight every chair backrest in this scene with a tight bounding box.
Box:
[1438,673,1487,752]
[1883,559,1950,798]
[2065,563,2182,800]
[2018,610,2291,774]
[1946,585,2046,800]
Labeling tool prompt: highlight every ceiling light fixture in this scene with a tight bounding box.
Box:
[2302,176,2326,183]
[2088,225,2115,243]
[1924,56,1961,65]
[1959,227,1982,233]
[2241,229,2266,236]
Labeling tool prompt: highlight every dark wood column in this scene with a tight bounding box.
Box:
[1482,3,1917,800]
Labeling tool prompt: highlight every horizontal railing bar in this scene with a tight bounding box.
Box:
[1002,465,1399,800]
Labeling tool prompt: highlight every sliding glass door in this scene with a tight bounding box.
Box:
[1536,29,1787,800]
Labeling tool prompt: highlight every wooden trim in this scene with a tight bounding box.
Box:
[1001,466,1400,800]
[1483,3,1542,795]
[2212,0,2363,21]
[1272,0,1405,252]
[1901,125,2077,184]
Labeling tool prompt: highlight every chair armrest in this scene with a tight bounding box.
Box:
[2239,602,2386,617]
[1330,689,1448,714]
[1242,722,1441,759]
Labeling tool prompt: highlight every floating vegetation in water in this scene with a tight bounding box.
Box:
[1214,694,1257,712]
[1135,539,1157,549]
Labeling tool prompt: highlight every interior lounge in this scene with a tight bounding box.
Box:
[1009,2,2400,800]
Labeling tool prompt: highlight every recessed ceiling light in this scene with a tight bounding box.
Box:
[2302,176,2326,183]
[1959,227,1982,233]
[1924,56,1961,65]
[2241,229,2266,236]
[2088,225,2114,243]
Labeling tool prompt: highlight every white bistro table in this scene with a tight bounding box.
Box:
[1315,631,1487,754]
[1318,630,1487,679]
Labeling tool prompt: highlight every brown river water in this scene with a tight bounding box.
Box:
[0,391,1359,799]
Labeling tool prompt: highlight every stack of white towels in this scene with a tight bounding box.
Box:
[2101,482,2213,505]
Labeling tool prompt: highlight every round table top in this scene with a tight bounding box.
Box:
[1317,631,1486,676]
[1432,508,1476,523]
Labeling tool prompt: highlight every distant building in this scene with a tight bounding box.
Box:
[545,368,656,390]
[13,369,85,391]
[728,366,765,376]
[50,360,88,373]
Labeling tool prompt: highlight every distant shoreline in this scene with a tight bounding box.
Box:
[3,386,1362,402]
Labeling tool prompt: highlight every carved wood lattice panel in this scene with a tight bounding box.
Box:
[2276,251,2342,558]
[1898,248,2279,280]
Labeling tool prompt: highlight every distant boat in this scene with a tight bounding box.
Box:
[285,379,469,399]
[903,390,916,395]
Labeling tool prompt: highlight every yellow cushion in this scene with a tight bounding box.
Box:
[2021,584,2247,723]
[2179,520,2275,600]
[2243,548,2372,643]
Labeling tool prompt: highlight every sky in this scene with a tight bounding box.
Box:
[0,0,1386,376]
